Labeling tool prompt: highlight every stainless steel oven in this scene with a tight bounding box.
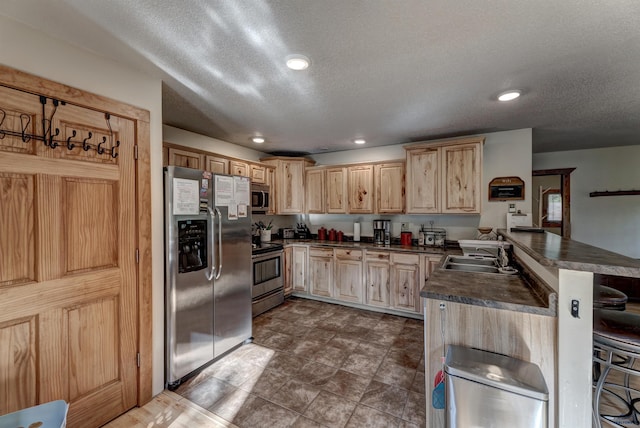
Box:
[251,243,284,317]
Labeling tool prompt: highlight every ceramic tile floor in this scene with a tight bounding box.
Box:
[174,297,426,428]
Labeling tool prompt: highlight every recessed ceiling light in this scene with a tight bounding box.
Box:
[353,138,366,145]
[498,90,521,102]
[251,137,265,144]
[286,55,310,70]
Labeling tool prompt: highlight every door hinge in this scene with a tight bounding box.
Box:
[136,248,140,263]
[137,352,141,368]
[134,145,139,160]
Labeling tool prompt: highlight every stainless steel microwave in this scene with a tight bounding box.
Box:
[251,184,271,213]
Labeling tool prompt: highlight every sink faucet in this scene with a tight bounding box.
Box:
[474,247,497,258]
[474,246,508,267]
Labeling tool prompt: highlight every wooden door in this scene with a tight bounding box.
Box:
[441,142,481,213]
[348,165,374,213]
[375,162,405,213]
[305,169,325,214]
[406,148,440,213]
[230,160,249,177]
[365,251,390,307]
[283,246,293,296]
[326,167,347,213]
[249,164,266,184]
[292,246,308,292]
[390,254,421,312]
[167,147,203,169]
[205,155,229,174]
[279,160,306,214]
[0,86,138,427]
[308,248,333,297]
[334,250,363,303]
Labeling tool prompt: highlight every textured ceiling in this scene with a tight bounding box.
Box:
[2,0,639,154]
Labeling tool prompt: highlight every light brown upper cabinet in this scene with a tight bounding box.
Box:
[441,142,482,213]
[348,165,375,213]
[405,146,440,213]
[205,154,229,174]
[230,160,249,177]
[305,168,325,214]
[326,167,348,213]
[405,137,483,214]
[167,147,204,169]
[375,162,405,213]
[250,164,267,184]
[262,157,315,214]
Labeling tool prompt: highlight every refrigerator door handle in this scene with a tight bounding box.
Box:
[205,207,216,281]
[214,207,223,279]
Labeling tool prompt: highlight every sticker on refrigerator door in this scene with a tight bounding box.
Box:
[214,175,234,206]
[228,201,238,220]
[172,178,200,215]
[234,176,250,205]
[201,178,209,189]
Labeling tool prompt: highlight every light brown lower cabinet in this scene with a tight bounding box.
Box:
[390,253,421,312]
[309,247,334,297]
[365,251,391,307]
[291,245,308,293]
[334,249,364,303]
[286,244,429,315]
[283,246,293,296]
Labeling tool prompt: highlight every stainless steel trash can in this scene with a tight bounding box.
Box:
[444,345,548,428]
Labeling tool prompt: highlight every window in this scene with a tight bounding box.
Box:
[543,189,562,227]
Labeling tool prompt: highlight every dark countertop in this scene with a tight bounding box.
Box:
[275,238,449,255]
[498,229,640,278]
[420,260,557,316]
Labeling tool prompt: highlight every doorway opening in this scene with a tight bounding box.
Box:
[532,168,575,238]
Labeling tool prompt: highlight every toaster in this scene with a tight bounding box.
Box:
[280,228,295,239]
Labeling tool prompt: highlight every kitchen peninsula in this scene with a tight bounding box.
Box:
[421,229,640,428]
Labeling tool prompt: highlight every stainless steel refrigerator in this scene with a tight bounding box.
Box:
[164,166,252,389]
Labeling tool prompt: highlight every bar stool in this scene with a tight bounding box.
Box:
[593,309,640,428]
[594,285,628,311]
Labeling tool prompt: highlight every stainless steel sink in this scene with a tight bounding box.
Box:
[445,256,498,266]
[445,264,500,274]
[443,255,503,274]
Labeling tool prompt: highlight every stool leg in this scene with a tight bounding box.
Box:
[593,363,611,428]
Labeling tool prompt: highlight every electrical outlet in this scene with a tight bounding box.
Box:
[401,222,409,230]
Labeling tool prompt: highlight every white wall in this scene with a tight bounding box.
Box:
[0,15,166,395]
[309,129,533,240]
[534,145,640,258]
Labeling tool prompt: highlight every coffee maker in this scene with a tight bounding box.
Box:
[373,220,391,245]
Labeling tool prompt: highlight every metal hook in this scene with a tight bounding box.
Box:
[48,127,60,148]
[0,109,5,140]
[82,132,92,151]
[111,140,120,158]
[19,113,31,143]
[97,136,106,154]
[66,130,77,150]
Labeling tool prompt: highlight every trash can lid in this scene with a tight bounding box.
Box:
[444,345,549,401]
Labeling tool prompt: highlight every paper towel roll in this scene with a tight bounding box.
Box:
[353,222,360,241]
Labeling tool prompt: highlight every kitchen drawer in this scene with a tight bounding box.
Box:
[309,247,334,258]
[366,250,390,261]
[391,253,420,265]
[335,248,362,261]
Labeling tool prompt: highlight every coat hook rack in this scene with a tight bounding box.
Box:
[0,87,122,159]
[589,190,640,197]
